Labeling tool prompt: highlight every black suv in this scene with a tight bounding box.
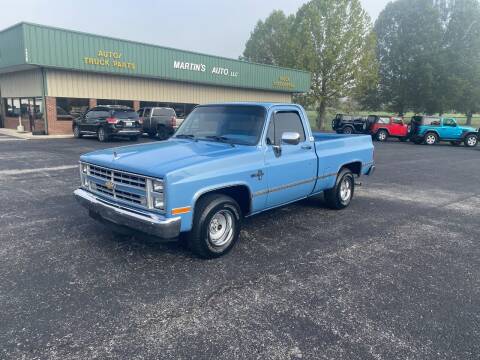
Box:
[73,105,142,142]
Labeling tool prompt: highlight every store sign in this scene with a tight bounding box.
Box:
[83,50,136,70]
[173,60,239,78]
[272,76,295,90]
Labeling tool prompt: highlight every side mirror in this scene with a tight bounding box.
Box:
[281,132,301,145]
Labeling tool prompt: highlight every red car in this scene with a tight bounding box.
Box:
[369,116,409,142]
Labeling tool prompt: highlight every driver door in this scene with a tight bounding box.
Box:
[264,110,317,208]
[441,118,462,139]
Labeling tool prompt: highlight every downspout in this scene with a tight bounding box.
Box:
[41,67,48,135]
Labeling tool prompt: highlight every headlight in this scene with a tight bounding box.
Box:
[153,180,164,192]
[153,195,164,209]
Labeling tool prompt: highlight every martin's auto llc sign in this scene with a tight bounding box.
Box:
[173,60,239,78]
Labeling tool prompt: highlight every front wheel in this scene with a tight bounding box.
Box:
[464,134,478,147]
[73,125,82,138]
[324,169,355,210]
[187,194,242,259]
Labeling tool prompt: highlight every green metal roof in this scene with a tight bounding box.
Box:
[0,22,311,93]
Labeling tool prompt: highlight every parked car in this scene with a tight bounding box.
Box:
[370,116,409,142]
[73,105,142,142]
[408,116,478,147]
[332,114,369,134]
[74,103,375,258]
[138,107,183,140]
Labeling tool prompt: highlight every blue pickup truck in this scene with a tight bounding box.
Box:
[74,103,375,258]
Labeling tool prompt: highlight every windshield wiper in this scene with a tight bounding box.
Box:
[203,135,236,147]
[175,134,196,140]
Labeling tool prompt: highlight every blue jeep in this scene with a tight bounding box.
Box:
[409,116,478,147]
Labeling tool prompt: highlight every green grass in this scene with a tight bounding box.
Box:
[306,110,480,131]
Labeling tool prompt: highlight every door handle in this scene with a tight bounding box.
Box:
[301,144,312,150]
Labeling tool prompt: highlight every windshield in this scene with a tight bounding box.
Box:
[175,105,266,145]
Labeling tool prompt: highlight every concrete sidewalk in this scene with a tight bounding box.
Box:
[0,128,73,140]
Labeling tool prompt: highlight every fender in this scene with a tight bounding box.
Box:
[375,127,390,135]
[460,131,479,140]
[423,130,440,138]
[192,181,253,216]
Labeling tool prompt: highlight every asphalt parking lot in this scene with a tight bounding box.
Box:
[1,136,479,359]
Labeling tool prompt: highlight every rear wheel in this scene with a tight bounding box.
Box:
[424,132,438,145]
[187,194,242,259]
[464,134,478,147]
[157,126,169,140]
[97,127,109,142]
[73,126,82,138]
[376,129,388,142]
[342,126,353,134]
[324,169,355,210]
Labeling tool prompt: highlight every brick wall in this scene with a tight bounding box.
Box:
[4,116,31,131]
[46,96,72,135]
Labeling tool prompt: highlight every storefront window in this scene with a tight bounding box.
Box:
[56,97,89,121]
[98,99,133,108]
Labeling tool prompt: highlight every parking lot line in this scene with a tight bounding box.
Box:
[0,165,77,176]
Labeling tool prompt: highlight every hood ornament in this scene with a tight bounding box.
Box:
[113,151,119,160]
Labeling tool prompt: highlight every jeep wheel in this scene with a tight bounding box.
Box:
[424,132,438,145]
[464,134,478,147]
[377,130,388,142]
[342,126,353,134]
[97,127,109,142]
[187,194,242,259]
[157,126,170,140]
[73,126,82,138]
[324,168,355,210]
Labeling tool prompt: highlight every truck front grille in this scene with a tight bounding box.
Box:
[85,163,152,209]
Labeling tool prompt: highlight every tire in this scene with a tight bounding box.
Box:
[342,126,353,135]
[129,135,139,141]
[424,132,438,145]
[186,194,242,259]
[97,127,109,142]
[450,141,461,146]
[73,125,82,138]
[157,126,170,140]
[464,134,478,147]
[324,168,355,210]
[376,129,388,142]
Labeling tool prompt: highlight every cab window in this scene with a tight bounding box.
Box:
[267,111,306,145]
[443,118,456,127]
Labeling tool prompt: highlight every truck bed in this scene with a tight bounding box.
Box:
[311,132,374,193]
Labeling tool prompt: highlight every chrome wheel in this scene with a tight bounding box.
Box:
[377,131,387,141]
[343,127,353,134]
[466,136,477,147]
[208,210,234,247]
[340,177,352,203]
[425,134,436,145]
[98,128,105,141]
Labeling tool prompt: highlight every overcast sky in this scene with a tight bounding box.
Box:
[0,0,390,59]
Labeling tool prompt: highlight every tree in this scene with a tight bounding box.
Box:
[374,0,444,114]
[291,0,376,129]
[241,10,295,67]
[442,0,480,125]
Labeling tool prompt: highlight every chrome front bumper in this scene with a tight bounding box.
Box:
[74,188,181,239]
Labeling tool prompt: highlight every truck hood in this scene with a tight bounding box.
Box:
[80,139,251,177]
